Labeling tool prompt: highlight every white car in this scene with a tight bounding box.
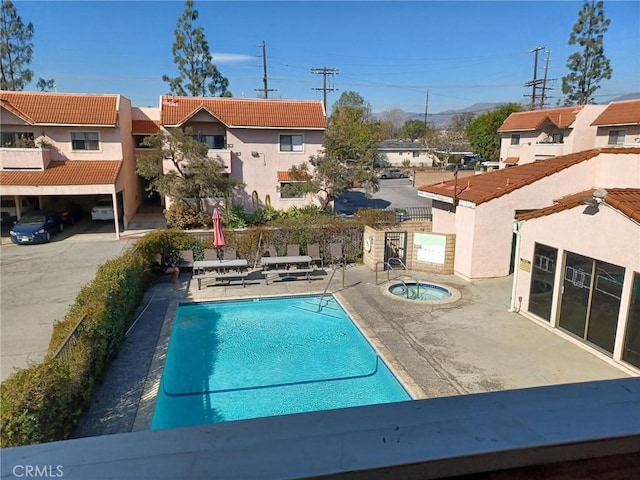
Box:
[91,198,115,220]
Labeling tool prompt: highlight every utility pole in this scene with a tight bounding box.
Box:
[311,67,339,112]
[255,41,276,98]
[538,50,554,109]
[423,89,429,129]
[524,45,545,109]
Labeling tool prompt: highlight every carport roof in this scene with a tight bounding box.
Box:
[0,160,122,186]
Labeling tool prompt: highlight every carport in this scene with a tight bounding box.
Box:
[0,160,124,239]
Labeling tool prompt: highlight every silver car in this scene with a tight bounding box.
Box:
[376,168,409,179]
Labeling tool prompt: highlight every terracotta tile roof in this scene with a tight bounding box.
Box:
[498,106,583,132]
[277,171,308,182]
[515,188,640,223]
[0,161,122,186]
[132,120,160,134]
[161,96,327,129]
[0,91,119,125]
[591,99,640,126]
[418,147,640,206]
[515,189,596,221]
[604,188,640,223]
[504,157,519,165]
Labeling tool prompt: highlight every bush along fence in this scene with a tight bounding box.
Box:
[0,219,369,447]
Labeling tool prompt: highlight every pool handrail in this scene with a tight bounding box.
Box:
[317,266,341,312]
[375,259,408,285]
[393,275,420,299]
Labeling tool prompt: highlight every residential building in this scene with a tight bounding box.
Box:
[377,140,438,167]
[497,99,640,167]
[0,91,141,238]
[158,95,327,211]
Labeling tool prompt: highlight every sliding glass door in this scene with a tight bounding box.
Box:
[558,252,624,355]
[622,273,640,368]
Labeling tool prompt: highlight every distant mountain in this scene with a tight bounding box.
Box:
[375,93,640,129]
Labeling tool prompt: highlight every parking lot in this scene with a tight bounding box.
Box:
[0,221,132,381]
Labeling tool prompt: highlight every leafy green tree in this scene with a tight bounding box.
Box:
[465,103,521,161]
[162,0,230,97]
[286,91,382,210]
[136,128,240,218]
[0,0,33,90]
[36,77,55,92]
[561,0,612,105]
[399,119,427,141]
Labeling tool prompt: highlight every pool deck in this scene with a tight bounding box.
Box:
[74,264,632,438]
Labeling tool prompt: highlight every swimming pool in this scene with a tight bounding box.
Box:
[151,295,411,430]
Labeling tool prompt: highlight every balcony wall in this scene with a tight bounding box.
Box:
[0,147,51,170]
[207,149,231,171]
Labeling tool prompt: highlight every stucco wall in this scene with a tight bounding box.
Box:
[115,96,142,227]
[514,204,640,367]
[594,126,640,149]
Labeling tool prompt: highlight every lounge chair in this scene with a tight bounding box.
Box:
[177,249,194,269]
[329,243,344,267]
[263,245,277,257]
[307,243,323,268]
[286,244,300,256]
[223,247,237,260]
[203,248,218,261]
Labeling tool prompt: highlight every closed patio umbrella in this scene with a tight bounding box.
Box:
[212,208,225,258]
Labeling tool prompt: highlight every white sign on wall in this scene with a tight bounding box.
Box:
[414,233,446,265]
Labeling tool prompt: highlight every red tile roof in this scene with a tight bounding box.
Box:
[161,96,327,129]
[498,106,583,132]
[504,157,519,165]
[131,120,160,134]
[0,91,119,125]
[418,147,640,206]
[0,161,122,186]
[591,99,640,126]
[515,188,640,224]
[277,171,308,182]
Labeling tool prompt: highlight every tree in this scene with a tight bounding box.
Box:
[379,107,405,139]
[36,77,55,92]
[465,103,521,161]
[0,0,33,90]
[399,119,427,141]
[286,91,382,210]
[162,0,230,97]
[136,128,239,219]
[561,0,612,105]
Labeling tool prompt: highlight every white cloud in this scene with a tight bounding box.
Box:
[211,53,255,63]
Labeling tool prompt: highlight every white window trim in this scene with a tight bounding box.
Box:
[279,133,305,153]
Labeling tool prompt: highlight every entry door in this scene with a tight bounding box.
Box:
[559,252,624,354]
[384,232,407,270]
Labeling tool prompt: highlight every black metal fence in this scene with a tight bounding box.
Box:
[383,206,433,222]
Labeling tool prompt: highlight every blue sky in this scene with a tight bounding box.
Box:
[14,0,640,115]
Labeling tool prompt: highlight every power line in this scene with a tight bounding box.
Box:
[310,67,338,111]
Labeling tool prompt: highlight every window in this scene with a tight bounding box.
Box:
[622,272,640,368]
[510,134,520,145]
[608,129,626,146]
[412,151,420,157]
[71,132,99,150]
[193,134,225,149]
[134,135,151,148]
[280,134,303,152]
[528,243,558,321]
[279,182,304,199]
[552,133,564,144]
[1,132,34,148]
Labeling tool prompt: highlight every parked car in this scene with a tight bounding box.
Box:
[9,211,63,244]
[376,168,409,179]
[91,198,115,221]
[1,197,38,225]
[60,203,85,225]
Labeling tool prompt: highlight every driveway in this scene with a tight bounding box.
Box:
[0,230,133,381]
[334,177,431,216]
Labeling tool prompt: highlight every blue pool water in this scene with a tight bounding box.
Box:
[151,295,411,430]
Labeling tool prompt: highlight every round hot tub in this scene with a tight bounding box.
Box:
[385,281,461,304]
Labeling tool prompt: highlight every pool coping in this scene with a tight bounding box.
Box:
[379,280,462,305]
[133,290,426,430]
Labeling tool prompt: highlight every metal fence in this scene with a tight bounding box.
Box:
[51,314,87,364]
[383,206,433,222]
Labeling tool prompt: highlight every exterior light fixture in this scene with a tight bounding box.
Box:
[251,151,266,166]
